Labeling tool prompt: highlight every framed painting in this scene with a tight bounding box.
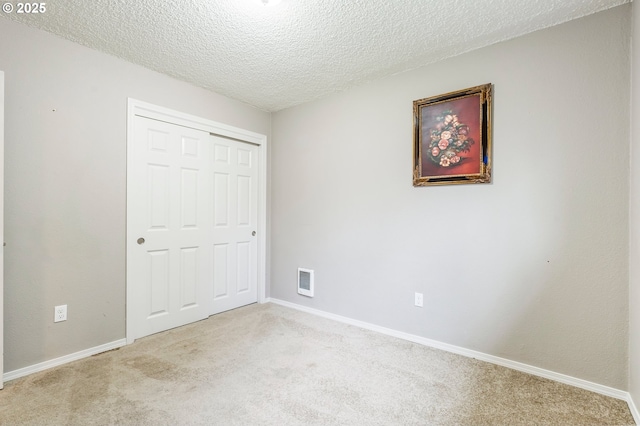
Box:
[413,84,492,186]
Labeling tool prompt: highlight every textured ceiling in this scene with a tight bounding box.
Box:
[2,0,629,111]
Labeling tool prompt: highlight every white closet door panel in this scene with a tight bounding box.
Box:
[211,137,258,314]
[129,116,212,339]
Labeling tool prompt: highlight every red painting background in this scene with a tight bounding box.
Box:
[420,95,481,177]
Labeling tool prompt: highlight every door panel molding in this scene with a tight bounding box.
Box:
[126,99,267,344]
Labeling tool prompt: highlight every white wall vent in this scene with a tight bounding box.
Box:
[297,268,314,297]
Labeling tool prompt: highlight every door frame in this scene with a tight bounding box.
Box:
[1,71,5,389]
[126,98,268,344]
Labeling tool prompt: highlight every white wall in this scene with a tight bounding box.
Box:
[0,18,271,372]
[271,5,631,389]
[629,0,640,417]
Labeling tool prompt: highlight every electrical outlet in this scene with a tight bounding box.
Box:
[414,292,424,307]
[54,304,67,322]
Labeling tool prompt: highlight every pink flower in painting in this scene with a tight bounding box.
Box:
[426,108,474,167]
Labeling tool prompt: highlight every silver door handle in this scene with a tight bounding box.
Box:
[252,231,256,236]
[137,237,145,245]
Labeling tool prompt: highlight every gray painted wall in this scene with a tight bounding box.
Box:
[630,0,640,414]
[0,18,271,372]
[271,5,630,389]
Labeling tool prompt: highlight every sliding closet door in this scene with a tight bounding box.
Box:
[128,116,213,340]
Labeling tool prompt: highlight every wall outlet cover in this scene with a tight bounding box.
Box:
[54,304,67,322]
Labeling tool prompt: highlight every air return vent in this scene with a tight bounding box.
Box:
[297,268,314,297]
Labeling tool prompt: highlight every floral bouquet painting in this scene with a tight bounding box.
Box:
[413,84,492,186]
[426,109,475,168]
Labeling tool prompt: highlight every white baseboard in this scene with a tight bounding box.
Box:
[629,394,640,425]
[267,298,631,404]
[3,339,127,383]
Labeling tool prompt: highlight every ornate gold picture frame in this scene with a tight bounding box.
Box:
[413,84,492,186]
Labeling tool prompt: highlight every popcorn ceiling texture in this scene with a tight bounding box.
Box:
[2,0,629,111]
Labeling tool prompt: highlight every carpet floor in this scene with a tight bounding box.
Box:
[0,303,635,425]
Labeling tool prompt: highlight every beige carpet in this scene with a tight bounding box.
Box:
[0,303,635,425]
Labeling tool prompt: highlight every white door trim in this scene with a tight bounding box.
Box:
[0,71,5,389]
[126,98,268,344]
